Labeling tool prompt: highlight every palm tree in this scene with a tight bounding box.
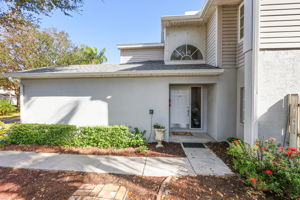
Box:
[76,45,108,64]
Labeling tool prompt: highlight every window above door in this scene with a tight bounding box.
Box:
[171,44,203,61]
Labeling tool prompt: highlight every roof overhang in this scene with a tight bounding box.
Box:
[161,0,242,27]
[3,69,224,79]
[117,43,164,50]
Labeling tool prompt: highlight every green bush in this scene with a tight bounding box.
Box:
[72,126,145,148]
[9,124,77,146]
[0,99,16,115]
[9,124,146,149]
[228,138,300,199]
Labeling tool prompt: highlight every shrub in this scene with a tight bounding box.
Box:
[137,145,148,153]
[73,126,146,148]
[9,124,77,146]
[0,99,16,115]
[228,138,300,199]
[9,124,146,149]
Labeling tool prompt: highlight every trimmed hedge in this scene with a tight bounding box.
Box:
[9,124,77,146]
[9,124,146,148]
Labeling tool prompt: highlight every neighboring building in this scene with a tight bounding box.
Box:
[3,0,300,144]
[0,88,17,105]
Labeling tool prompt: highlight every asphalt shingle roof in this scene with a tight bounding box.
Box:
[16,61,218,74]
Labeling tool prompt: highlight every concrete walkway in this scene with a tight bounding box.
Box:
[182,145,233,175]
[0,148,233,176]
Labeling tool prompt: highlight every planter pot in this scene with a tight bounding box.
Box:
[154,129,165,148]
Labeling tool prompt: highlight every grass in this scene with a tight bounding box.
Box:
[0,112,20,119]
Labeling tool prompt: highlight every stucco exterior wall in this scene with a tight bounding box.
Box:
[215,69,237,141]
[21,73,237,142]
[258,50,300,143]
[236,66,245,139]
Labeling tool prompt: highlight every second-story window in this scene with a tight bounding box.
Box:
[238,3,244,41]
[171,44,203,61]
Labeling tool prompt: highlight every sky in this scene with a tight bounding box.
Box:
[40,0,205,64]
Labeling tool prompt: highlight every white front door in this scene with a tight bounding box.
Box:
[170,86,190,128]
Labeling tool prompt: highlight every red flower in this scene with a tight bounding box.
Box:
[250,178,257,183]
[255,142,259,146]
[233,140,240,144]
[272,160,276,163]
[261,147,266,151]
[279,147,285,151]
[265,170,273,174]
[288,148,297,151]
[288,151,295,155]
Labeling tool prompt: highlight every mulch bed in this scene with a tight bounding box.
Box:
[163,175,271,200]
[0,167,277,200]
[0,142,186,157]
[0,167,163,200]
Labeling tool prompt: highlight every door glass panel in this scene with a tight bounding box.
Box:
[191,87,201,128]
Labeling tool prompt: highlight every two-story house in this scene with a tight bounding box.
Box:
[4,0,300,145]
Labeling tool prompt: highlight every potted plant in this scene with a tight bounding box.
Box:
[153,124,166,148]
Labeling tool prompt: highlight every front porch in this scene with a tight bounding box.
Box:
[169,132,215,143]
[168,84,217,143]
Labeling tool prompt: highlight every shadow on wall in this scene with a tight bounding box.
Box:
[258,95,288,144]
[55,100,80,124]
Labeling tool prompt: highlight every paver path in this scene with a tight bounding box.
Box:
[69,184,127,200]
[0,148,233,176]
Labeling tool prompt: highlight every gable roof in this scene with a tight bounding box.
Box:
[2,61,224,79]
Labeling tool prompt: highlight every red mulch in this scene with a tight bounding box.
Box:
[0,142,186,157]
[163,175,271,200]
[0,168,277,200]
[0,167,163,200]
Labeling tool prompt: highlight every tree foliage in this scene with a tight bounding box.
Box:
[0,0,83,25]
[76,45,107,64]
[0,15,107,106]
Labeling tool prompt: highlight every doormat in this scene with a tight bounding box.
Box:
[172,132,193,136]
[182,143,206,148]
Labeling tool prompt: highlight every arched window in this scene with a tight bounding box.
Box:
[171,45,203,61]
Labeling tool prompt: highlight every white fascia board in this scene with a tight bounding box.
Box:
[3,69,224,79]
[161,13,202,21]
[117,43,164,50]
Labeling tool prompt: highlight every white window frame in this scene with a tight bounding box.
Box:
[168,44,206,65]
[238,3,244,42]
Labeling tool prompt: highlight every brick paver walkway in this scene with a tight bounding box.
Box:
[68,184,127,200]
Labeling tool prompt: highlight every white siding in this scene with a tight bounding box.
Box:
[260,0,300,49]
[120,48,164,64]
[222,5,238,68]
[206,9,217,66]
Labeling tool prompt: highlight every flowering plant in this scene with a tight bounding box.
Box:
[228,137,300,199]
